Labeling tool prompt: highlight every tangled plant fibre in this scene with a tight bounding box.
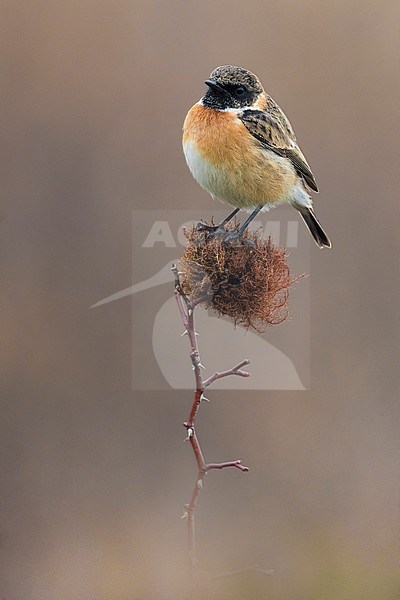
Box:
[180,221,298,333]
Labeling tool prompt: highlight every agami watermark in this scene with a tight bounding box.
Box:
[92,209,310,390]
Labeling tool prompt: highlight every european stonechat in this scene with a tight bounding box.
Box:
[182,65,331,248]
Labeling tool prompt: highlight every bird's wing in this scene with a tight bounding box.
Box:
[239,100,319,193]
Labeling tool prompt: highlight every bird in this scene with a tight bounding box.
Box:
[182,65,331,248]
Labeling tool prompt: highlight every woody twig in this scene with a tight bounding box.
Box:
[172,263,250,569]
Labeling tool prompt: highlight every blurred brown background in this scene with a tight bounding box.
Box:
[1,2,398,599]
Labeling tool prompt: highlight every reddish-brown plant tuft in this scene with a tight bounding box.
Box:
[180,221,297,333]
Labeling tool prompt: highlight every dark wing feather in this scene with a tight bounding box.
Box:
[239,106,319,193]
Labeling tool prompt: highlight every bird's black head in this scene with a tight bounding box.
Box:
[202,65,263,110]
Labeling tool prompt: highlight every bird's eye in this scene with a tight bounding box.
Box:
[235,86,246,96]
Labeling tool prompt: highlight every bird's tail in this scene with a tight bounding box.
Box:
[296,206,331,249]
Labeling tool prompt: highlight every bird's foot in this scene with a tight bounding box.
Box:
[196,220,223,234]
[218,230,255,248]
[196,221,254,247]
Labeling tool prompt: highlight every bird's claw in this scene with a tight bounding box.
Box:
[196,220,219,233]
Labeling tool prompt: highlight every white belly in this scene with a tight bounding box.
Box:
[182,139,224,197]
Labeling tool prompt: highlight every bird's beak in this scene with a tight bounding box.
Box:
[204,79,227,95]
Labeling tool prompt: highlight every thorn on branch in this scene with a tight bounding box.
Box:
[184,427,194,442]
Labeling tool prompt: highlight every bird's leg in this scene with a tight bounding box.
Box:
[218,207,241,228]
[221,204,264,245]
[196,208,240,233]
[236,205,263,235]
[197,204,263,246]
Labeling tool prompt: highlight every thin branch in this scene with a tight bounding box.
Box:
[172,263,250,570]
[203,359,251,388]
[184,418,206,470]
[205,460,249,472]
[183,421,207,569]
[175,289,189,329]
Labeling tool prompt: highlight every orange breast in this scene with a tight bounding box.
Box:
[183,104,248,167]
[183,103,297,207]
